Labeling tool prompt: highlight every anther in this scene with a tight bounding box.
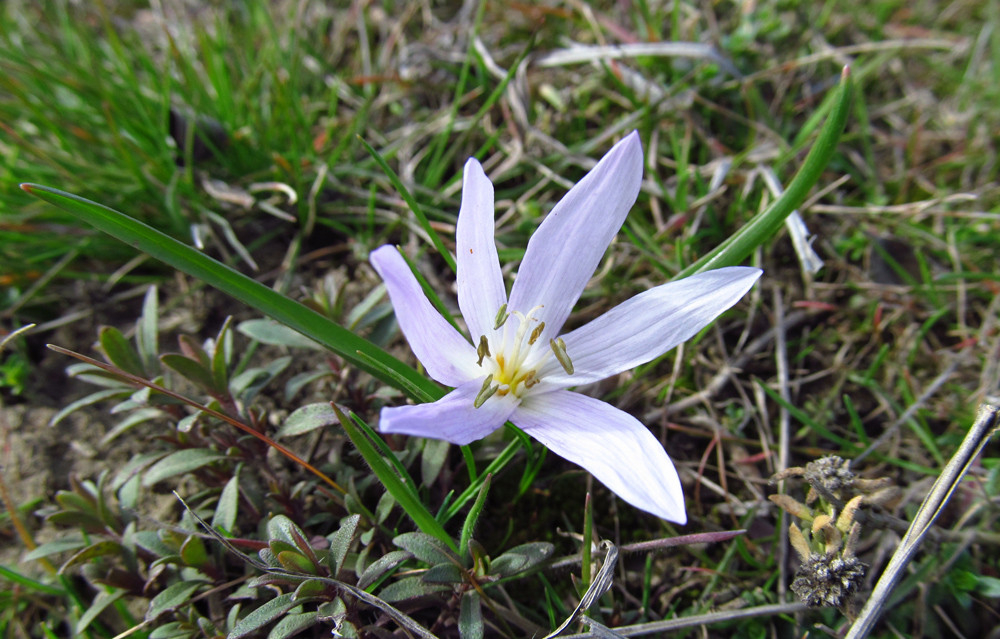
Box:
[474,374,498,409]
[523,370,540,389]
[493,304,509,330]
[528,321,545,345]
[550,338,574,375]
[476,335,491,366]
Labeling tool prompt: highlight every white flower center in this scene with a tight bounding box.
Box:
[472,304,573,408]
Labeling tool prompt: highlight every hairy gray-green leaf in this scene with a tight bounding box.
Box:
[284,369,333,402]
[59,541,122,573]
[146,580,204,621]
[267,514,307,548]
[136,286,160,376]
[393,532,459,566]
[293,579,327,599]
[375,491,395,524]
[49,389,131,427]
[237,318,323,350]
[459,591,483,639]
[99,326,146,377]
[357,550,411,590]
[277,403,340,439]
[160,353,218,391]
[267,611,320,639]
[134,530,175,558]
[211,472,239,533]
[22,537,87,561]
[421,438,450,487]
[378,576,451,602]
[327,514,360,576]
[230,356,291,402]
[101,407,165,446]
[228,592,299,639]
[422,563,464,584]
[111,452,166,492]
[148,621,190,639]
[489,542,554,577]
[78,589,128,635]
[143,449,228,487]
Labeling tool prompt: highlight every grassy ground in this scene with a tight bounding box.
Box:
[2,0,1000,638]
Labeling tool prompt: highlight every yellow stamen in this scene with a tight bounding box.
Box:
[474,374,498,409]
[550,338,574,375]
[493,304,509,330]
[476,335,491,366]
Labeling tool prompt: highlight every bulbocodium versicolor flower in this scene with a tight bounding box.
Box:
[370,131,761,523]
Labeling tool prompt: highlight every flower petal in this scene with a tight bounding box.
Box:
[541,267,762,387]
[456,159,507,340]
[512,390,686,523]
[379,378,518,446]
[508,131,643,342]
[370,245,480,387]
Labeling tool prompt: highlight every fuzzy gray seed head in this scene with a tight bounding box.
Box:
[791,552,866,608]
[803,455,855,493]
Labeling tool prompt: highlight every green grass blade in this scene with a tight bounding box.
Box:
[0,564,66,596]
[358,137,458,274]
[440,434,523,524]
[19,184,442,402]
[676,67,854,279]
[333,405,457,552]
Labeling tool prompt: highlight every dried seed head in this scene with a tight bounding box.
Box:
[803,456,856,495]
[791,552,867,609]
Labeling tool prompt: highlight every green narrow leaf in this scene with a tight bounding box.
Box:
[160,353,219,391]
[49,389,131,427]
[358,137,457,273]
[99,326,147,377]
[0,564,66,596]
[19,184,441,402]
[440,437,522,524]
[77,589,128,635]
[180,535,210,569]
[677,67,853,278]
[277,550,318,575]
[22,538,88,562]
[757,382,861,451]
[459,474,490,562]
[211,317,232,394]
[101,407,164,446]
[333,406,456,552]
[136,285,160,376]
[59,541,122,574]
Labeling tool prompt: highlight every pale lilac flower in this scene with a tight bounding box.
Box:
[370,131,761,523]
